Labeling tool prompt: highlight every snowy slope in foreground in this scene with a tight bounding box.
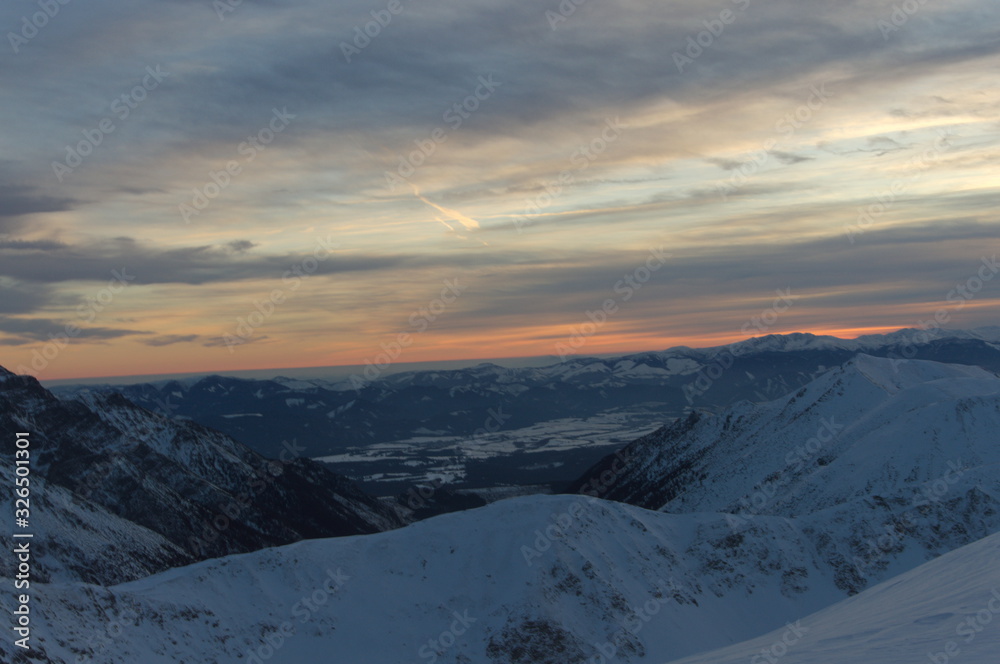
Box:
[15,494,996,664]
[672,529,1000,664]
[1,495,856,664]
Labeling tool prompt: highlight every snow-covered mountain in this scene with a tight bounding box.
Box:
[672,529,1000,664]
[569,354,1000,591]
[47,328,1000,494]
[0,495,867,664]
[3,350,1000,662]
[3,493,997,664]
[0,366,405,586]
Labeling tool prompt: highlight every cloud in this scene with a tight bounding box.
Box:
[1,0,998,375]
[202,334,270,348]
[0,282,57,315]
[705,157,744,171]
[0,186,77,218]
[0,239,71,251]
[0,316,151,343]
[141,334,200,346]
[0,238,420,285]
[771,150,813,165]
[226,240,257,254]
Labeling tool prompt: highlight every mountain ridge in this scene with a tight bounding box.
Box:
[42,330,1000,497]
[0,365,406,586]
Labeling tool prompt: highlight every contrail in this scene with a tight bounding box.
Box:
[409,182,481,232]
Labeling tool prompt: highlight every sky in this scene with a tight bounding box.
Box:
[1,0,998,381]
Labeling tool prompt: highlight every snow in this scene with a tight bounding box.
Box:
[852,352,996,394]
[672,530,1000,664]
[5,347,1000,663]
[7,491,998,663]
[273,377,325,390]
[672,326,1000,359]
[600,355,1000,521]
[0,496,849,663]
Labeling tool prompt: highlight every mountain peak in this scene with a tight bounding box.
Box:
[847,353,996,395]
[698,331,856,356]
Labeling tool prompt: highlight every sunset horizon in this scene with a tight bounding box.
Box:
[3,2,1000,661]
[3,0,998,386]
[20,322,990,383]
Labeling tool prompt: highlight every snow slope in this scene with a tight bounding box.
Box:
[5,491,997,663]
[569,354,1000,591]
[574,354,1000,513]
[0,495,855,664]
[672,529,1000,664]
[4,352,1000,662]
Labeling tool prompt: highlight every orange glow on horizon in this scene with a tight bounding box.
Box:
[19,324,943,383]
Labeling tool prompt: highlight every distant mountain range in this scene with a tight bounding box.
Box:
[50,327,1000,494]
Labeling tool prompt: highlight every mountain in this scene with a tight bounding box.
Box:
[672,529,1000,664]
[0,495,868,664]
[568,354,1000,590]
[4,493,997,664]
[4,351,1000,662]
[46,328,1000,495]
[0,366,405,586]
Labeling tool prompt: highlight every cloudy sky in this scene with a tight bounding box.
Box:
[1,0,998,380]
